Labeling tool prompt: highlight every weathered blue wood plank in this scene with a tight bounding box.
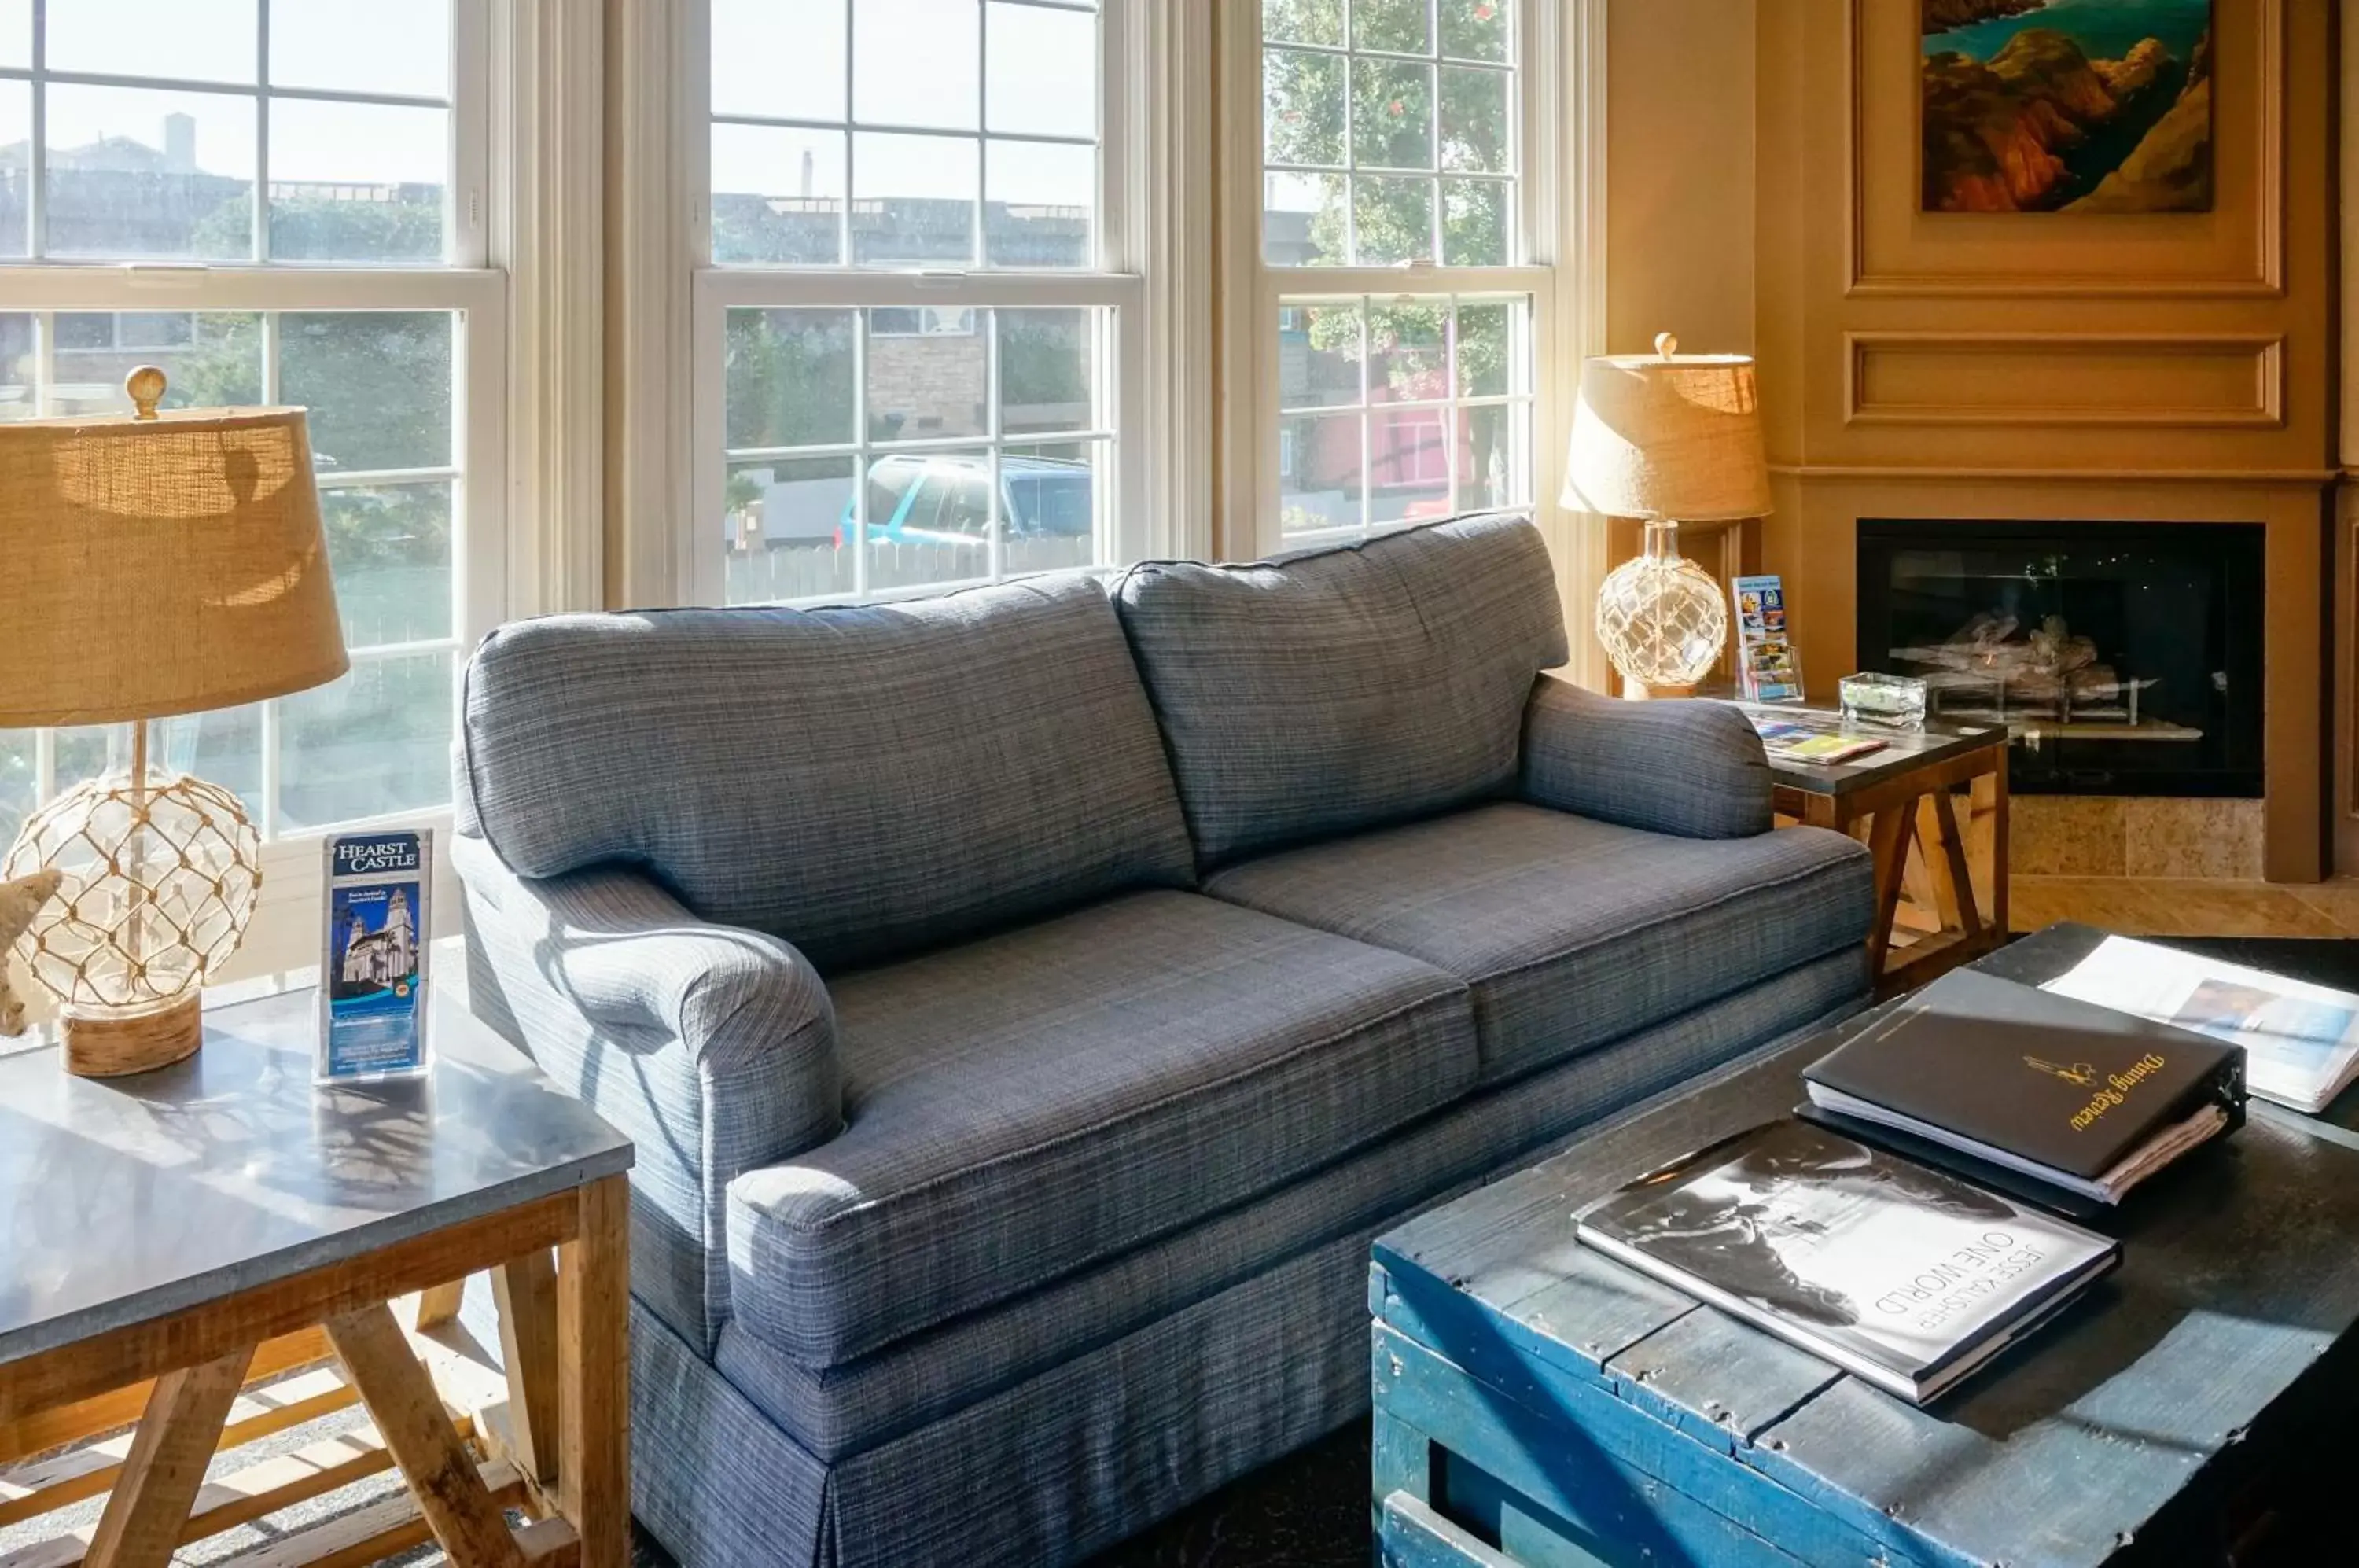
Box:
[1379,1493,1530,1568]
[1372,1323,1913,1568]
[1378,1230,1698,1384]
[1602,1307,1840,1455]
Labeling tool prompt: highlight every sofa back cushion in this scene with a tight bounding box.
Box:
[456,574,1196,973]
[1112,513,1569,868]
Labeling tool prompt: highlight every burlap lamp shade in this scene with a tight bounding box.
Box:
[1563,333,1773,694]
[0,369,347,1076]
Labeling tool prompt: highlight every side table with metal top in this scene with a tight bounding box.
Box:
[1732,701,2012,988]
[0,985,633,1568]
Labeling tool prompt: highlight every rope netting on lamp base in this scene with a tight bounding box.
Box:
[1594,521,1729,696]
[3,751,261,1077]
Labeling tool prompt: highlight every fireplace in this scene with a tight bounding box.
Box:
[1855,521,2265,797]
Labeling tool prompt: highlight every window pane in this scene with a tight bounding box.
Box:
[1456,403,1529,512]
[270,0,451,98]
[1003,439,1103,575]
[1367,303,1448,405]
[713,0,846,121]
[712,125,847,267]
[984,139,1091,267]
[1280,302,1360,410]
[282,311,454,474]
[1264,50,1345,169]
[1263,0,1341,48]
[277,652,455,833]
[1352,175,1433,265]
[50,311,261,418]
[48,0,256,86]
[0,81,25,255]
[1352,59,1433,171]
[1455,300,1520,397]
[1281,414,1360,535]
[1441,178,1508,265]
[1440,67,1510,172]
[863,449,995,591]
[856,0,980,132]
[0,734,31,851]
[726,308,859,451]
[0,313,30,418]
[321,482,454,647]
[1264,171,1344,267]
[44,85,256,260]
[1354,0,1430,53]
[266,101,446,263]
[726,456,856,604]
[999,310,1093,436]
[853,132,977,264]
[0,0,26,69]
[868,308,988,442]
[1369,407,1450,525]
[1440,0,1513,63]
[986,2,1095,139]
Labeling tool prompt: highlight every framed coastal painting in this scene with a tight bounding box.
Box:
[1921,0,2215,212]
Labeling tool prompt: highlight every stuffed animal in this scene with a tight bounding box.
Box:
[0,869,62,1037]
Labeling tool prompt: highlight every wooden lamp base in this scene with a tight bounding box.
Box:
[61,994,204,1077]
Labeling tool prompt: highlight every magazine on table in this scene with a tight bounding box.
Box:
[1576,1119,2118,1404]
[1747,713,1888,767]
[2041,935,2359,1114]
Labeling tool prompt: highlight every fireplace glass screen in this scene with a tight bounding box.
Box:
[1856,521,2263,797]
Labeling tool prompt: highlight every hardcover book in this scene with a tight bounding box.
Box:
[317,830,432,1084]
[1577,1119,2119,1404]
[1802,967,2244,1205]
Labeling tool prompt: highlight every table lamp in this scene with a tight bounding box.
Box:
[0,368,347,1077]
[1562,333,1772,696]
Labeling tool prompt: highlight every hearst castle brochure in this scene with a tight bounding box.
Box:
[1577,1120,2118,1404]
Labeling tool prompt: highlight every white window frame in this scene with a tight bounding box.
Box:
[0,0,510,967]
[683,0,1183,608]
[1219,0,1606,619]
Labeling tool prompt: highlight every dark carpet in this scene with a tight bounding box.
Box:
[624,935,2359,1568]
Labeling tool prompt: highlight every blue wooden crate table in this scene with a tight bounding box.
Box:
[1370,924,2359,1567]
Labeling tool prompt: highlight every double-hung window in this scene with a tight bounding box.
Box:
[0,1,503,909]
[1247,0,1555,552]
[697,0,1141,606]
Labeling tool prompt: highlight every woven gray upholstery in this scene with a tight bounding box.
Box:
[455,574,1195,974]
[453,834,840,1353]
[1111,513,1569,867]
[632,956,1870,1566]
[1207,801,1875,1087]
[1522,678,1774,838]
[724,889,1476,1366]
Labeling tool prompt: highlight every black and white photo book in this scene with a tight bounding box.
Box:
[1576,1119,2119,1404]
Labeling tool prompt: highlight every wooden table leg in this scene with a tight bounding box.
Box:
[84,1343,256,1568]
[1991,752,2011,937]
[558,1176,630,1568]
[415,1279,469,1331]
[326,1305,527,1568]
[495,1250,562,1487]
[1865,797,1920,975]
[1916,790,1983,940]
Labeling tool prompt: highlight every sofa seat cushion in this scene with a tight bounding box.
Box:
[725,889,1477,1367]
[1205,803,1874,1088]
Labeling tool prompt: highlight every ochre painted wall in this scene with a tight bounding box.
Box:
[1625,0,2339,880]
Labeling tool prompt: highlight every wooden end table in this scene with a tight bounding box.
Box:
[1739,703,2011,989]
[0,985,633,1568]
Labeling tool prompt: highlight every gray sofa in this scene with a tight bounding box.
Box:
[451,513,1875,1568]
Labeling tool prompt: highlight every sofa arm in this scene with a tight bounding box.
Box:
[1519,677,1772,839]
[452,832,841,1352]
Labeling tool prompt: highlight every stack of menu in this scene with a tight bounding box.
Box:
[1577,1119,2118,1404]
[1800,967,2245,1207]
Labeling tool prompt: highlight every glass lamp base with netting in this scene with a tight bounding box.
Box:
[3,752,262,1077]
[1594,521,1729,696]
